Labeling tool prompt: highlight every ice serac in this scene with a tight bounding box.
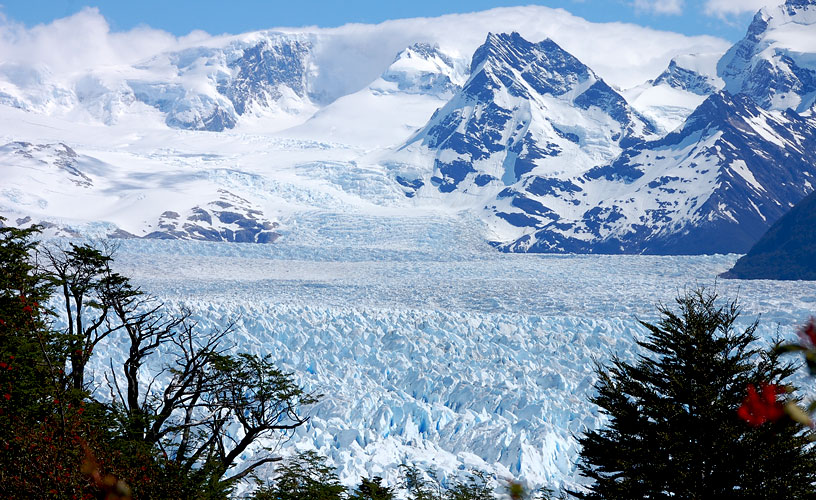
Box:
[397,32,656,195]
[718,0,816,112]
[130,33,315,131]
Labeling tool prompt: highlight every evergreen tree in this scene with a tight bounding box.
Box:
[252,451,347,500]
[445,470,494,500]
[574,289,816,499]
[349,476,395,500]
[401,464,443,500]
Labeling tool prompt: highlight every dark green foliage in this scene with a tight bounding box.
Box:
[349,476,395,500]
[0,221,315,498]
[252,451,346,500]
[574,288,816,499]
[402,464,443,500]
[723,189,816,280]
[446,470,494,500]
[0,223,61,422]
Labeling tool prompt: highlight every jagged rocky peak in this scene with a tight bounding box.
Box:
[379,43,466,97]
[653,54,722,95]
[218,35,313,115]
[717,0,816,112]
[461,32,650,136]
[128,33,316,132]
[395,31,656,196]
[470,32,594,98]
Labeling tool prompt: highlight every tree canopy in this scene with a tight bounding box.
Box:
[575,289,816,499]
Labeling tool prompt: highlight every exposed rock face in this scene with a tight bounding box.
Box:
[145,191,280,243]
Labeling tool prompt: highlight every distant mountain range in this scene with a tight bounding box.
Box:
[389,0,816,254]
[1,1,814,255]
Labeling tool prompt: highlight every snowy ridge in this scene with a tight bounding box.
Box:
[388,33,655,198]
[3,4,815,256]
[718,0,816,112]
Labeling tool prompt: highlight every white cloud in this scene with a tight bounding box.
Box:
[0,4,731,94]
[306,5,730,91]
[704,0,779,17]
[0,7,207,77]
[631,0,686,15]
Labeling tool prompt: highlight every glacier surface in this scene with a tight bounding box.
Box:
[76,213,816,492]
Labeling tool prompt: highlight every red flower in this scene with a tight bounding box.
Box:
[738,383,786,427]
[799,318,816,348]
[3,394,10,401]
[0,363,6,370]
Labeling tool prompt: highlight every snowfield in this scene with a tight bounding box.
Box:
[77,213,816,492]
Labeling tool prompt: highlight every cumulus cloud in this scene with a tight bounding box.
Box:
[703,0,779,17]
[306,5,730,92]
[0,7,209,76]
[0,4,731,94]
[631,0,685,15]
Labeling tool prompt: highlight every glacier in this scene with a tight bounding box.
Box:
[2,2,816,492]
[76,212,816,492]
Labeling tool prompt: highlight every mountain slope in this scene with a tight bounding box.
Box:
[718,0,816,112]
[390,32,656,199]
[722,189,816,280]
[494,91,816,254]
[0,141,281,242]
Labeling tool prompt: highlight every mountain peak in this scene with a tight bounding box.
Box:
[718,0,816,112]
[469,32,593,98]
[379,43,465,97]
[471,32,535,73]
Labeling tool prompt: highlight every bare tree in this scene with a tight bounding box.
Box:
[95,251,316,489]
[44,243,123,391]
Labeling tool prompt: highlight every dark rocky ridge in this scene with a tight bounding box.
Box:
[722,190,816,280]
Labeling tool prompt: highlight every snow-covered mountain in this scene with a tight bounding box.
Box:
[389,32,656,199]
[3,2,814,255]
[502,91,816,254]
[625,52,723,133]
[391,0,816,254]
[130,34,317,131]
[719,0,816,112]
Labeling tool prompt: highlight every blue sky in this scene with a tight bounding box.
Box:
[0,0,774,41]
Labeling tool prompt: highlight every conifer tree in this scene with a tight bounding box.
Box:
[252,451,347,500]
[349,476,395,500]
[574,288,816,499]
